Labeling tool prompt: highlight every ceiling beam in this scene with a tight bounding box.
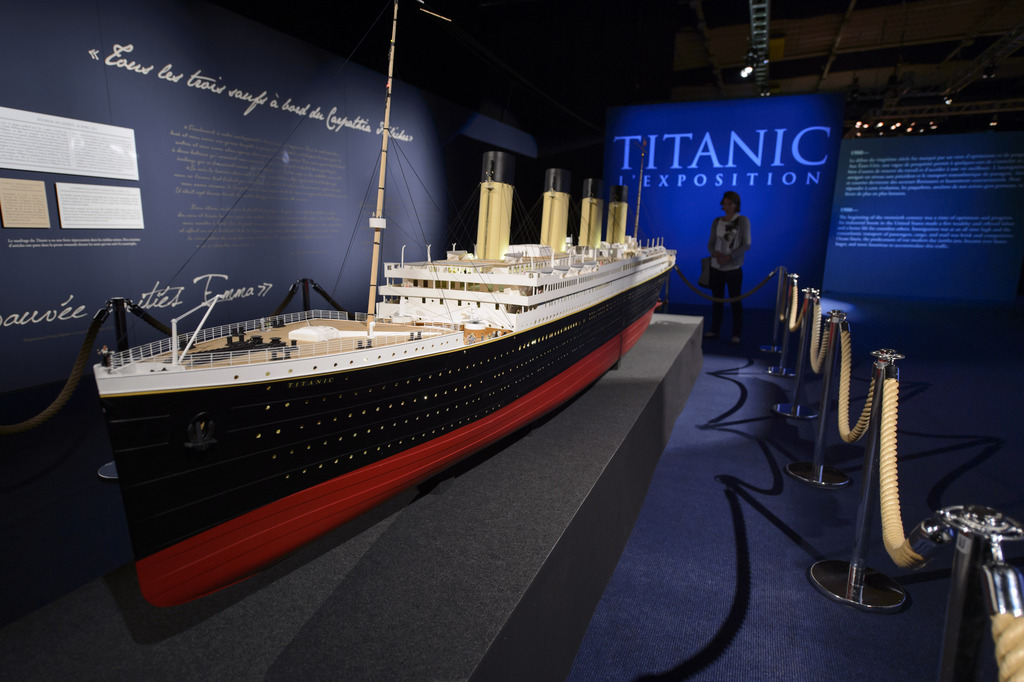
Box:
[817,0,858,89]
[692,0,726,93]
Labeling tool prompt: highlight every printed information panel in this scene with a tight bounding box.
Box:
[823,133,1024,301]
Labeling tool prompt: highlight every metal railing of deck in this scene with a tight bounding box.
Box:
[106,309,460,370]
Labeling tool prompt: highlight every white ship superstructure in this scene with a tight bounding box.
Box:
[379,238,675,333]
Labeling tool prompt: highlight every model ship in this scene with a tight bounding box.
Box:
[93,1,676,607]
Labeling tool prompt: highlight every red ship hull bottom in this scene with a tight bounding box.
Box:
[136,305,659,606]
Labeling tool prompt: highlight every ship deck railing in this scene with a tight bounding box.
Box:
[105,309,461,371]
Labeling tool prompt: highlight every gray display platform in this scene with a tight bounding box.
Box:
[0,314,702,682]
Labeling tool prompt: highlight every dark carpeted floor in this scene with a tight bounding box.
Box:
[568,297,1024,681]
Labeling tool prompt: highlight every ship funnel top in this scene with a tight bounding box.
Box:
[578,178,605,250]
[582,178,603,199]
[543,168,571,194]
[481,151,515,185]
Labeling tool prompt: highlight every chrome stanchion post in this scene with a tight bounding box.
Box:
[773,287,819,419]
[760,266,786,354]
[785,310,851,488]
[766,273,798,377]
[937,505,1024,682]
[809,351,906,610]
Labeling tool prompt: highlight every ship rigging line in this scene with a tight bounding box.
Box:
[164,1,394,289]
[327,138,439,305]
[386,138,442,247]
[422,6,601,134]
[330,149,390,303]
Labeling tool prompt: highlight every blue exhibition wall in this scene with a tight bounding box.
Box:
[0,0,447,392]
[603,94,846,308]
[823,132,1024,301]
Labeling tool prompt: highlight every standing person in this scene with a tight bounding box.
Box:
[706,190,751,343]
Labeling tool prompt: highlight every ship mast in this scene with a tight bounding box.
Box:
[633,140,645,241]
[366,0,400,327]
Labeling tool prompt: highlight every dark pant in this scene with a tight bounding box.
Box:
[709,267,743,337]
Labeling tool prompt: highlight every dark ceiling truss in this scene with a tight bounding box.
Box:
[854,97,1024,128]
[941,18,1024,96]
[748,0,770,92]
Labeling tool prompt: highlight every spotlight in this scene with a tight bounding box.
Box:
[741,51,757,79]
[983,64,996,79]
[943,96,953,105]
[990,115,998,127]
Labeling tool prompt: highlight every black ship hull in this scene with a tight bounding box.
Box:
[99,272,668,605]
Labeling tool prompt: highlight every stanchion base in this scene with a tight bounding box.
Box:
[765,366,795,377]
[772,403,817,420]
[97,461,118,481]
[785,461,850,488]
[759,344,781,354]
[808,559,906,612]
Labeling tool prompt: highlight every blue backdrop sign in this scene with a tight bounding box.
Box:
[603,93,845,307]
[0,0,447,392]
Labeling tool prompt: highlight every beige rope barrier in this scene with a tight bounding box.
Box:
[837,329,875,443]
[787,281,803,332]
[992,611,1024,681]
[877,377,926,569]
[808,298,828,374]
[870,363,1024,678]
